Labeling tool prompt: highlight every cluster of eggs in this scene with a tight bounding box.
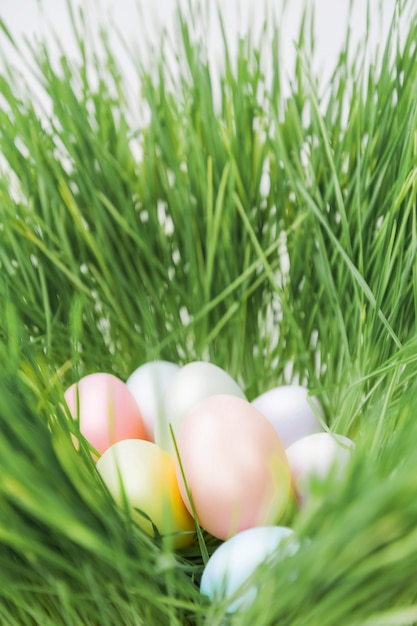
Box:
[64,360,354,611]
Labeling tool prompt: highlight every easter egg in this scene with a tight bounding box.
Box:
[64,372,148,456]
[126,360,180,441]
[96,439,195,548]
[176,394,291,540]
[155,361,246,455]
[286,432,355,503]
[200,526,297,612]
[251,384,324,448]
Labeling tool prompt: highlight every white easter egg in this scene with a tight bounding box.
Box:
[155,361,246,454]
[200,526,297,612]
[251,384,324,448]
[126,360,180,441]
[286,432,355,503]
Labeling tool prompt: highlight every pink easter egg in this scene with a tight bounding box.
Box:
[175,394,291,540]
[64,372,148,456]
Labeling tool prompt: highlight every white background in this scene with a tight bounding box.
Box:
[0,0,402,93]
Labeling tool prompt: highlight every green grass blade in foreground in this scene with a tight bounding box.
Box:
[0,311,202,625]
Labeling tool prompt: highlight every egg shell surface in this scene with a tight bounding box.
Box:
[96,439,195,548]
[155,361,246,455]
[251,384,324,448]
[64,372,148,456]
[176,394,291,540]
[126,360,180,441]
[200,526,295,612]
[286,432,355,503]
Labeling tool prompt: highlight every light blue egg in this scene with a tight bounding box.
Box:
[200,526,295,612]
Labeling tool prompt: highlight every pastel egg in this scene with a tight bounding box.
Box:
[176,394,291,540]
[286,432,355,503]
[126,360,180,441]
[155,361,246,455]
[200,526,296,612]
[251,384,324,448]
[64,372,148,456]
[96,439,195,548]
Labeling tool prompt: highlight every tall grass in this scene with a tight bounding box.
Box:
[1,0,417,623]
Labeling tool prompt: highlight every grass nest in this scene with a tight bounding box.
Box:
[1,1,417,624]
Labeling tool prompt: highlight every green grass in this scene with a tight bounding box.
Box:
[1,0,417,623]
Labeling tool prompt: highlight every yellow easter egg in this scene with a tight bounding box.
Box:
[97,439,195,548]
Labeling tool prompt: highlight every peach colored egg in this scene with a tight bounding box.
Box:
[175,394,291,540]
[97,439,195,548]
[64,372,148,456]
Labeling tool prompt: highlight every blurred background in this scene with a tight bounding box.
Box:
[1,0,400,92]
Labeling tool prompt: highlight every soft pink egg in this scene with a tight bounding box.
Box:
[64,372,148,456]
[175,394,291,540]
